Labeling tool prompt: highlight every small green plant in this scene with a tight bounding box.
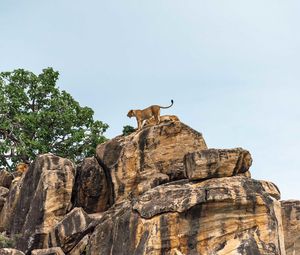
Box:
[122,125,135,136]
[0,233,15,248]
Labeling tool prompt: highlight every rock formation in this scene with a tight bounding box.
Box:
[0,118,297,254]
[281,200,300,255]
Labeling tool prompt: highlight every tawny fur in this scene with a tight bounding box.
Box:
[127,100,174,130]
[16,162,29,174]
[143,115,180,128]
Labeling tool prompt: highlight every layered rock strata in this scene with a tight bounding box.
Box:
[0,154,75,253]
[89,176,285,255]
[0,119,296,255]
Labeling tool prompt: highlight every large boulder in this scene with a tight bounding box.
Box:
[71,157,110,213]
[48,207,93,253]
[281,200,300,255]
[96,121,207,203]
[184,148,252,181]
[0,154,75,254]
[89,176,285,255]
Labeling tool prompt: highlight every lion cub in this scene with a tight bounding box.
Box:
[143,115,180,128]
[127,100,174,130]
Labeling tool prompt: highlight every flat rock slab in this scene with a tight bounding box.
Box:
[184,148,252,181]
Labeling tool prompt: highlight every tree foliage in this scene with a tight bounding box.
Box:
[122,125,136,136]
[0,68,108,170]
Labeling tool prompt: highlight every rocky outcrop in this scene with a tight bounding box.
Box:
[96,121,207,203]
[0,154,75,253]
[281,200,300,255]
[71,157,109,213]
[48,207,92,253]
[184,148,252,181]
[0,120,296,255]
[89,176,285,255]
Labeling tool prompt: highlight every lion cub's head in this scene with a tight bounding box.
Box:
[127,110,135,118]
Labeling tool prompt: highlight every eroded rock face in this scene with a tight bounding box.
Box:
[71,157,109,213]
[281,200,300,255]
[0,154,75,253]
[0,186,9,211]
[0,170,13,189]
[184,148,252,181]
[48,207,92,253]
[96,121,207,203]
[68,235,89,255]
[0,174,26,232]
[89,176,285,255]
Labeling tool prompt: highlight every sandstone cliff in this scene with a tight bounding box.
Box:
[0,118,297,255]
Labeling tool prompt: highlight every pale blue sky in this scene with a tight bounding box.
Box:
[1,1,299,199]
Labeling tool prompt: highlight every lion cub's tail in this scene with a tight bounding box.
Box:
[160,99,174,109]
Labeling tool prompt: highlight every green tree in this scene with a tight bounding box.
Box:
[0,68,108,171]
[122,125,135,136]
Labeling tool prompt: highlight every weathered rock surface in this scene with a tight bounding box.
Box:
[0,186,9,211]
[0,170,13,189]
[68,235,89,255]
[96,121,207,203]
[0,248,25,255]
[89,176,285,255]
[48,207,92,253]
[0,174,26,233]
[31,247,65,255]
[281,200,300,255]
[0,154,75,254]
[0,120,296,255]
[71,157,109,213]
[184,148,252,181]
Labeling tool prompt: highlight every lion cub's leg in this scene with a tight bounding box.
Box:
[154,108,160,125]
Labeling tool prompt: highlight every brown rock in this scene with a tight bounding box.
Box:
[0,170,13,189]
[0,248,25,255]
[0,187,9,211]
[281,200,300,255]
[48,207,92,253]
[0,174,26,232]
[96,121,207,203]
[0,154,75,253]
[89,176,285,255]
[71,157,109,213]
[184,148,252,181]
[68,235,89,255]
[31,247,65,255]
